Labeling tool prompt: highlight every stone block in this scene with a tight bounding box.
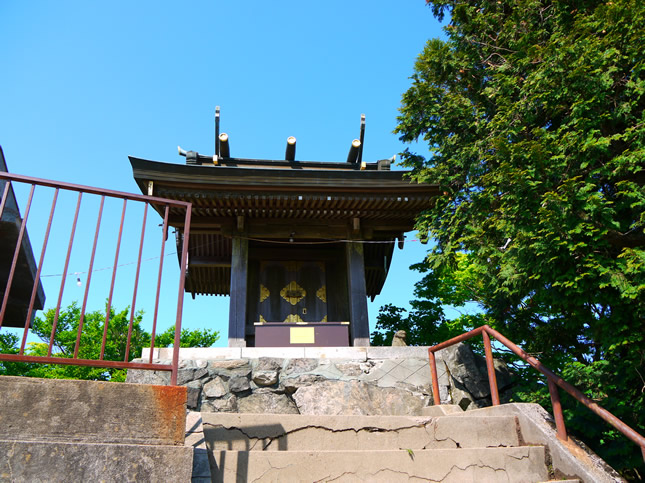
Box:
[304,346,367,360]
[242,347,305,358]
[281,374,327,393]
[253,357,284,371]
[0,376,186,445]
[203,377,228,398]
[0,441,193,482]
[228,375,251,393]
[186,381,203,409]
[237,390,299,414]
[157,347,243,359]
[252,370,279,386]
[282,358,319,375]
[202,395,238,413]
[207,359,251,379]
[125,368,170,385]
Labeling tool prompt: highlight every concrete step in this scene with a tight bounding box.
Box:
[0,440,193,482]
[203,412,521,451]
[0,376,194,482]
[0,375,186,445]
[210,447,548,482]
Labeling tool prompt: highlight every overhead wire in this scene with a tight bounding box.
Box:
[38,231,425,279]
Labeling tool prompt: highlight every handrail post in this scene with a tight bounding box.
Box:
[548,377,568,441]
[170,204,191,386]
[482,328,500,406]
[426,324,645,460]
[428,350,441,405]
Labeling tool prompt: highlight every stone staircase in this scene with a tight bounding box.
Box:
[202,407,585,482]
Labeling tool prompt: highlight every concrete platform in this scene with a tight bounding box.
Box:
[142,345,432,361]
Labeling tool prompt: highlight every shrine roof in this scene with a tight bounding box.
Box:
[130,156,438,193]
[129,156,439,298]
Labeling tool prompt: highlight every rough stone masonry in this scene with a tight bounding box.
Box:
[127,343,515,415]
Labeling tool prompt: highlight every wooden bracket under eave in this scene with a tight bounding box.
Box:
[352,217,360,235]
[147,181,154,196]
[237,215,245,232]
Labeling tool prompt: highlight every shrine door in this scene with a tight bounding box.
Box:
[258,261,327,323]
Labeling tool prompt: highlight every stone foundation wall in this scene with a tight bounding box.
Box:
[126,343,514,415]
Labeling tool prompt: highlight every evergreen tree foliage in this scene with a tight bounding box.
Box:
[391,0,644,477]
[0,302,219,382]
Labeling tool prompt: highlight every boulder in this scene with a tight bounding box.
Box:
[228,375,251,393]
[283,358,318,375]
[176,367,196,386]
[203,395,238,413]
[207,359,252,379]
[237,390,298,414]
[186,380,202,409]
[125,368,169,386]
[282,374,327,393]
[252,371,279,387]
[442,343,490,399]
[254,357,283,371]
[203,377,228,399]
[293,380,428,416]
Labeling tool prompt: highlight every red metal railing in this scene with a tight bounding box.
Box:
[0,171,191,385]
[428,325,645,462]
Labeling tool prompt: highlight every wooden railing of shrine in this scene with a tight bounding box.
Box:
[428,325,645,462]
[0,171,191,385]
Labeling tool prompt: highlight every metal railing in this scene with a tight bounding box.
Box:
[0,172,192,385]
[428,325,645,461]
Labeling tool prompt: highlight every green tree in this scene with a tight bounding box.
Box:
[371,256,483,346]
[395,0,644,477]
[0,302,219,382]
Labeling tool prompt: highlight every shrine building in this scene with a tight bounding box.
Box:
[130,111,439,347]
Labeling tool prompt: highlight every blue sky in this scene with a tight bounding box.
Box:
[0,1,450,346]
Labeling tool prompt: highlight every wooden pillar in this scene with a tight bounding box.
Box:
[228,236,248,347]
[345,242,370,346]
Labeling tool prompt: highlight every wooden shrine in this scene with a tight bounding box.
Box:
[130,110,439,347]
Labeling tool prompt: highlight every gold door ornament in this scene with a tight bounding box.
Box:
[284,313,305,323]
[316,286,327,303]
[280,281,306,305]
[259,284,270,303]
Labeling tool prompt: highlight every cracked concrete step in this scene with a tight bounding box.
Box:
[203,413,521,451]
[0,440,193,482]
[211,447,548,482]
